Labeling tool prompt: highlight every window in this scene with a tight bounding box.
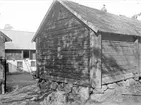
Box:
[17,61,23,71]
[31,61,36,67]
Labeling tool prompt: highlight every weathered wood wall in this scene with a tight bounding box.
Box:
[5,50,36,60]
[101,33,138,84]
[0,34,6,94]
[0,35,5,59]
[36,2,141,88]
[0,35,5,80]
[5,50,22,60]
[36,3,90,85]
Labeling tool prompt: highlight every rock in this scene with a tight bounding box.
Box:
[50,82,58,90]
[117,81,127,88]
[91,89,115,102]
[107,83,118,89]
[90,93,104,102]
[125,78,135,86]
[64,83,73,93]
[72,85,79,94]
[102,85,108,91]
[93,85,108,94]
[57,83,65,91]
[79,87,89,102]
[19,101,27,105]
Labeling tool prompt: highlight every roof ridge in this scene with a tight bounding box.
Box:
[58,0,99,32]
[0,29,35,33]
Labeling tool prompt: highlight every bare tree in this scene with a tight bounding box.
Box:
[4,24,13,30]
[132,12,141,19]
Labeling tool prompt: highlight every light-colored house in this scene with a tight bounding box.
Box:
[0,29,36,73]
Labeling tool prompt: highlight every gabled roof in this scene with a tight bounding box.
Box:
[32,0,141,42]
[0,29,35,50]
[0,31,12,42]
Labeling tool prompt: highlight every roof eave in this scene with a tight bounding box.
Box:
[0,31,12,42]
[32,0,99,42]
[58,0,98,33]
[32,0,57,42]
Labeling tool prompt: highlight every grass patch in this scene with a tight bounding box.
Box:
[6,72,36,89]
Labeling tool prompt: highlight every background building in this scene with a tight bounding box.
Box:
[0,29,36,73]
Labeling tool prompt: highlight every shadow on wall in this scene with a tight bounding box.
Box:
[90,46,135,80]
[7,61,19,73]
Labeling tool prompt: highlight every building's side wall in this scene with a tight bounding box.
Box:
[30,50,36,60]
[139,37,141,76]
[0,34,5,80]
[36,3,90,85]
[5,50,36,73]
[101,33,138,84]
[0,35,5,59]
[0,34,5,94]
[5,50,22,60]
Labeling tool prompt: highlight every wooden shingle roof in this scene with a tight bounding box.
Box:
[32,0,141,41]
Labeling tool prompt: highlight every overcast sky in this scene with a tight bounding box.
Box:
[0,0,141,32]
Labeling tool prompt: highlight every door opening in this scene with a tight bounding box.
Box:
[23,50,29,59]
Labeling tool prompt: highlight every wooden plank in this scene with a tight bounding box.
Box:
[45,17,81,31]
[134,37,140,77]
[41,74,89,87]
[90,30,101,88]
[102,35,138,82]
[139,37,141,76]
[102,72,134,84]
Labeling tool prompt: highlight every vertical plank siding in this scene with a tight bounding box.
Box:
[5,50,22,60]
[102,34,138,84]
[0,35,5,59]
[36,3,90,86]
[0,34,5,94]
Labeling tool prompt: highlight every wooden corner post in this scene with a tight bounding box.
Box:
[89,30,102,88]
[134,37,140,78]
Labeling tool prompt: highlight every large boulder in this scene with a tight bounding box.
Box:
[40,91,66,105]
[91,89,115,102]
[79,87,89,103]
[93,85,108,94]
[125,78,136,86]
[107,83,119,89]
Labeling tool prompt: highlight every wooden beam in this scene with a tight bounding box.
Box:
[102,72,134,84]
[134,37,140,78]
[90,30,102,88]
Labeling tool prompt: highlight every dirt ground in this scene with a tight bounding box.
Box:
[0,72,141,105]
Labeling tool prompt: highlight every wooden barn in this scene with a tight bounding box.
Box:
[0,31,12,94]
[32,0,141,89]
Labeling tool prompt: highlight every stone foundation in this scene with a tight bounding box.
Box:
[37,77,141,104]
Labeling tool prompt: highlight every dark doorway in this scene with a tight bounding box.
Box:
[23,50,29,59]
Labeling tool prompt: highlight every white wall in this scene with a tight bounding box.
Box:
[7,59,36,73]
